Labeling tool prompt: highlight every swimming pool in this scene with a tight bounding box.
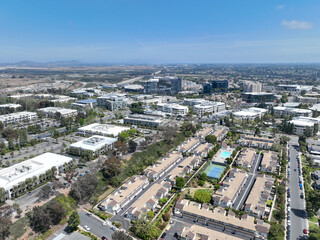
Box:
[220,151,231,158]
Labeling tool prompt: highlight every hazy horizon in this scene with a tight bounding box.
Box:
[1,0,320,63]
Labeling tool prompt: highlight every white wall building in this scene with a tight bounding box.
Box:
[69,135,117,157]
[243,81,262,93]
[273,107,312,117]
[78,123,130,137]
[0,153,72,199]
[0,111,38,126]
[157,103,189,116]
[0,104,21,109]
[289,119,315,135]
[38,107,78,118]
[233,108,267,120]
[193,102,225,115]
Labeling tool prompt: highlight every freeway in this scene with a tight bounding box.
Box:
[288,139,308,240]
[233,153,262,210]
[79,210,115,239]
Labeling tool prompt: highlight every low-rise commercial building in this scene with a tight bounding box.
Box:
[0,104,21,110]
[193,102,226,115]
[273,107,312,117]
[289,118,315,135]
[71,99,97,109]
[38,107,78,118]
[69,135,117,157]
[0,153,73,199]
[124,114,163,127]
[78,123,130,137]
[157,103,189,116]
[99,175,149,214]
[0,111,38,126]
[234,108,266,120]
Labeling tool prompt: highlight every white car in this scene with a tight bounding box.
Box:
[84,225,90,231]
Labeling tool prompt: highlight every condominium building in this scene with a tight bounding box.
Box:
[237,148,256,170]
[244,175,274,218]
[69,135,117,157]
[178,138,201,154]
[127,181,172,220]
[144,152,182,180]
[38,107,78,118]
[212,169,248,208]
[0,111,38,126]
[260,151,278,173]
[99,175,149,214]
[0,153,72,199]
[237,135,277,149]
[174,200,270,239]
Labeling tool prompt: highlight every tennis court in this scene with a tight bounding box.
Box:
[204,163,226,179]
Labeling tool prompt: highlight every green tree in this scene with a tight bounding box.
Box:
[175,177,185,190]
[147,210,154,220]
[267,223,284,240]
[13,203,22,218]
[119,131,130,142]
[193,190,211,204]
[78,118,85,126]
[199,172,207,181]
[0,188,5,203]
[254,127,261,136]
[29,206,51,233]
[205,135,217,144]
[158,197,168,206]
[67,211,80,232]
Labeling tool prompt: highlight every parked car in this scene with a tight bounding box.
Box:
[84,225,90,231]
[303,229,308,234]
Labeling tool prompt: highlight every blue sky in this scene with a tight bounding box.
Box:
[0,0,319,63]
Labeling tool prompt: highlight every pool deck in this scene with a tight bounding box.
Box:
[213,148,233,164]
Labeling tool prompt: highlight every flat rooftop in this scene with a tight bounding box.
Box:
[78,123,130,137]
[70,135,117,151]
[0,153,72,190]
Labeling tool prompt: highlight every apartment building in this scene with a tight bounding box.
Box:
[0,111,38,126]
[193,143,212,157]
[69,135,117,157]
[212,169,248,208]
[174,200,270,239]
[260,151,278,173]
[212,127,229,141]
[177,224,244,240]
[237,148,256,170]
[167,155,201,184]
[38,107,78,118]
[127,181,172,220]
[245,174,274,218]
[178,138,201,154]
[237,135,276,149]
[196,126,214,139]
[99,175,149,214]
[144,152,182,181]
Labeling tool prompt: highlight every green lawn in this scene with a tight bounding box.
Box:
[309,216,319,223]
[10,216,29,240]
[309,222,319,232]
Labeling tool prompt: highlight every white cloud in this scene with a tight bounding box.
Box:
[276,5,285,10]
[281,20,314,30]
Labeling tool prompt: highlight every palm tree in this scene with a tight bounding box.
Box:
[32,176,38,186]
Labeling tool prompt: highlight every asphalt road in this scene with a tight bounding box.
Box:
[79,210,115,239]
[110,151,201,230]
[288,141,308,240]
[233,153,262,210]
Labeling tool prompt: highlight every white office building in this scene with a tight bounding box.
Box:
[78,123,130,137]
[233,107,267,120]
[273,107,312,117]
[69,135,117,157]
[193,102,226,115]
[0,104,21,109]
[289,119,315,135]
[0,153,73,199]
[157,103,189,116]
[243,81,262,93]
[38,107,78,118]
[0,111,38,126]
